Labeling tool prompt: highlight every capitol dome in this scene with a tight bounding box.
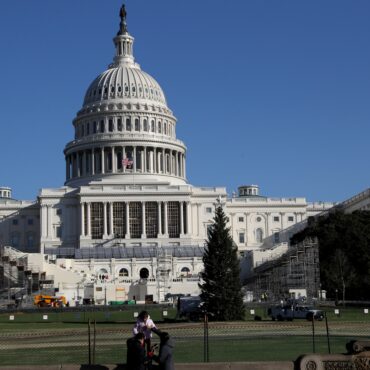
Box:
[64,5,187,188]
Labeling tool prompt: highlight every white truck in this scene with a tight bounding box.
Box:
[268,305,324,321]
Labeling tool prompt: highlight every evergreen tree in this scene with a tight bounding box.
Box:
[199,204,245,321]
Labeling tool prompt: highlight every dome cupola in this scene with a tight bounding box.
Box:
[64,5,187,188]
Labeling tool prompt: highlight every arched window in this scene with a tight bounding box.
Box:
[164,122,167,135]
[180,267,190,277]
[158,122,162,134]
[256,228,264,243]
[97,268,109,281]
[151,120,155,132]
[119,268,129,277]
[140,268,149,279]
[143,119,148,131]
[117,118,122,131]
[135,118,140,131]
[109,119,114,132]
[100,120,105,133]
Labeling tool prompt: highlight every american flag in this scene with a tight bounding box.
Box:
[122,158,134,169]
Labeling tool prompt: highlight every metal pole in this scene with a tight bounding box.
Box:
[325,312,331,354]
[88,319,91,365]
[93,320,96,364]
[203,312,209,362]
[311,316,315,353]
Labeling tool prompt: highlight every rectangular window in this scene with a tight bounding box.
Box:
[12,219,18,226]
[146,202,158,238]
[113,202,126,238]
[288,216,294,222]
[274,232,280,243]
[91,203,104,239]
[238,217,244,222]
[28,219,34,226]
[273,216,280,222]
[206,207,212,213]
[56,209,62,216]
[239,233,245,244]
[168,202,180,238]
[129,202,142,239]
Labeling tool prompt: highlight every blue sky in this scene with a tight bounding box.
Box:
[1,0,369,202]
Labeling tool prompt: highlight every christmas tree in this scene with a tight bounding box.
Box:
[199,204,245,321]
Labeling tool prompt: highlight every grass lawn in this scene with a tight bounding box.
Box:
[0,306,369,365]
[0,335,356,365]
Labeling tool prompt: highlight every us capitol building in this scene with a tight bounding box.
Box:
[0,6,338,305]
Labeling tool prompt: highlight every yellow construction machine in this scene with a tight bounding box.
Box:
[34,295,67,308]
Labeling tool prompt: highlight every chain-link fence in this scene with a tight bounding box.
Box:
[0,308,369,366]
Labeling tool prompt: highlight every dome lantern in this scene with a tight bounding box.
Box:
[111,4,135,67]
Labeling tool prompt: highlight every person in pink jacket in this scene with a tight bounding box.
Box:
[132,310,157,353]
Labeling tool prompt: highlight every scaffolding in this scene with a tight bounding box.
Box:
[156,247,172,302]
[0,246,42,304]
[245,238,320,302]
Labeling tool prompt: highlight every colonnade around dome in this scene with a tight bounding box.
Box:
[65,145,186,182]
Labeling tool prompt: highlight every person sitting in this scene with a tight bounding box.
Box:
[151,329,175,370]
[126,332,146,370]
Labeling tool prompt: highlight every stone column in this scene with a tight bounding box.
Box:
[80,202,85,237]
[101,148,105,174]
[76,152,80,177]
[87,203,91,237]
[183,154,186,179]
[162,148,165,173]
[122,146,126,173]
[133,147,137,172]
[186,201,191,235]
[280,212,285,230]
[47,205,52,239]
[144,147,147,173]
[176,152,179,176]
[109,202,114,237]
[112,146,116,173]
[179,201,184,235]
[125,202,130,238]
[266,212,270,235]
[179,153,183,177]
[41,204,47,238]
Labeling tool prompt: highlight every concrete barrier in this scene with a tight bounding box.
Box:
[0,362,294,370]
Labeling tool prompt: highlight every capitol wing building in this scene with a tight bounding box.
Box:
[0,7,336,305]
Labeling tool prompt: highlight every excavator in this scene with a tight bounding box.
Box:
[34,295,67,308]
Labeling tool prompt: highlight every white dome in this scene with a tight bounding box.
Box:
[64,6,187,188]
[83,62,167,108]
